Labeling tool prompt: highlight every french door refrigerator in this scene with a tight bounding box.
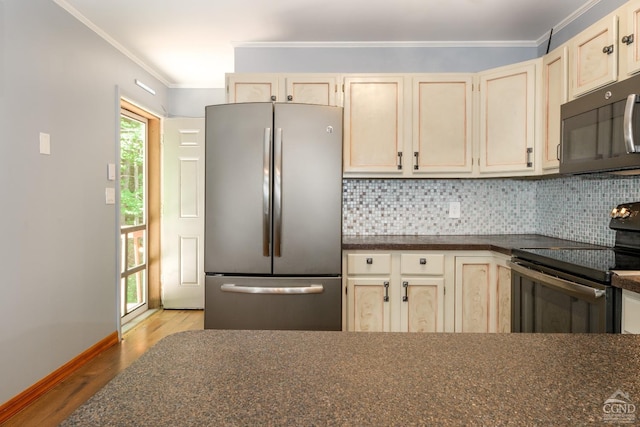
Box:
[204,102,343,330]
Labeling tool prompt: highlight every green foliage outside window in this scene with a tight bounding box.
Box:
[120,115,145,226]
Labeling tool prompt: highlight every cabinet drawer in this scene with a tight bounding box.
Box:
[400,254,444,275]
[347,254,391,275]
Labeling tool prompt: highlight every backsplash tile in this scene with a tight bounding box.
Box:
[343,175,640,246]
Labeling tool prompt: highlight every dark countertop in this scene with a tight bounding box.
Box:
[62,330,640,426]
[342,234,605,255]
[613,273,640,293]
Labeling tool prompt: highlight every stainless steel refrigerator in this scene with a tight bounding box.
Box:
[204,102,343,330]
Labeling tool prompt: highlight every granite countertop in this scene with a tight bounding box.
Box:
[62,330,640,426]
[342,233,606,255]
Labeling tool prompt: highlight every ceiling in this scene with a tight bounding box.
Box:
[55,0,598,88]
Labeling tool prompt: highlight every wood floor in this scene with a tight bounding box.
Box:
[3,309,203,427]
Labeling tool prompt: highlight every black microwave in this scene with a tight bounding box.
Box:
[560,74,640,174]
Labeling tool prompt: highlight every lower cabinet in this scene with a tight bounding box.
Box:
[343,250,511,333]
[622,289,640,334]
[454,254,511,333]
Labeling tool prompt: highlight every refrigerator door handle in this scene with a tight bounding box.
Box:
[263,127,271,257]
[274,128,283,257]
[220,284,324,295]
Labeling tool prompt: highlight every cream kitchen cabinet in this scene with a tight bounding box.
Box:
[621,289,640,334]
[540,45,568,172]
[345,253,393,332]
[569,13,619,98]
[454,253,511,333]
[399,253,447,332]
[411,75,474,175]
[620,0,640,77]
[342,75,409,175]
[477,60,537,176]
[494,254,512,333]
[344,251,453,332]
[226,73,340,105]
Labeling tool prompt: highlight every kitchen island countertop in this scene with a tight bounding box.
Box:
[62,330,640,426]
[342,233,605,255]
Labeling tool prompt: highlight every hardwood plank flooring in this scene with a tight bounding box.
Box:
[2,309,203,427]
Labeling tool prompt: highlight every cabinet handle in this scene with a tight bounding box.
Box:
[602,45,614,55]
[526,147,533,168]
[397,152,403,170]
[414,152,419,170]
[384,281,390,302]
[622,34,635,45]
[556,144,561,161]
[402,281,408,302]
[419,258,427,265]
[366,257,373,264]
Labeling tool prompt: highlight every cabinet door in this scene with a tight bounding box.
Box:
[495,260,511,333]
[541,46,568,172]
[400,278,445,332]
[343,76,405,174]
[478,62,536,174]
[454,257,495,333]
[623,0,640,76]
[226,74,279,103]
[570,14,618,97]
[621,289,640,334]
[412,75,473,174]
[284,76,339,106]
[346,278,391,332]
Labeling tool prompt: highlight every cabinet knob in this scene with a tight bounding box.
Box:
[602,45,614,55]
[622,34,635,45]
[287,95,293,101]
[419,258,427,265]
[366,257,373,264]
[270,95,277,101]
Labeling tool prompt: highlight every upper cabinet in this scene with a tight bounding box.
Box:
[541,46,568,172]
[343,76,407,175]
[226,74,340,106]
[478,60,537,175]
[412,75,474,175]
[621,0,640,76]
[570,13,619,98]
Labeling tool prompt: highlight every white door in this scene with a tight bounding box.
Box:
[162,118,205,308]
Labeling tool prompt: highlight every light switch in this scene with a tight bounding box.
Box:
[39,132,50,155]
[449,202,461,218]
[107,163,116,181]
[105,187,116,205]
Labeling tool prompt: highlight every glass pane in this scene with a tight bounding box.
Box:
[126,230,146,270]
[120,115,146,226]
[126,270,146,310]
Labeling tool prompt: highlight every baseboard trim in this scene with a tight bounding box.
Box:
[0,331,119,423]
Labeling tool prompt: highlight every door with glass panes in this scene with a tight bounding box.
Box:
[120,109,148,323]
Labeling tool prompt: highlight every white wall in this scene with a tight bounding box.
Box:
[0,0,168,405]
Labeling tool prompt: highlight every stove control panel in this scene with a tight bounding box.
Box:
[610,206,632,219]
[609,202,640,231]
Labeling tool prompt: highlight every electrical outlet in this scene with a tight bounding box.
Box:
[449,202,461,218]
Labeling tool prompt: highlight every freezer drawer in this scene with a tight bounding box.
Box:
[205,276,342,330]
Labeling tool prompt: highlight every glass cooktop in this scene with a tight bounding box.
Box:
[511,247,640,284]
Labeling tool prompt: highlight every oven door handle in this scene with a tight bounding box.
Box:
[509,262,606,302]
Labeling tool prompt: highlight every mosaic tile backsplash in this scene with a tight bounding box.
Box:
[343,175,640,247]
